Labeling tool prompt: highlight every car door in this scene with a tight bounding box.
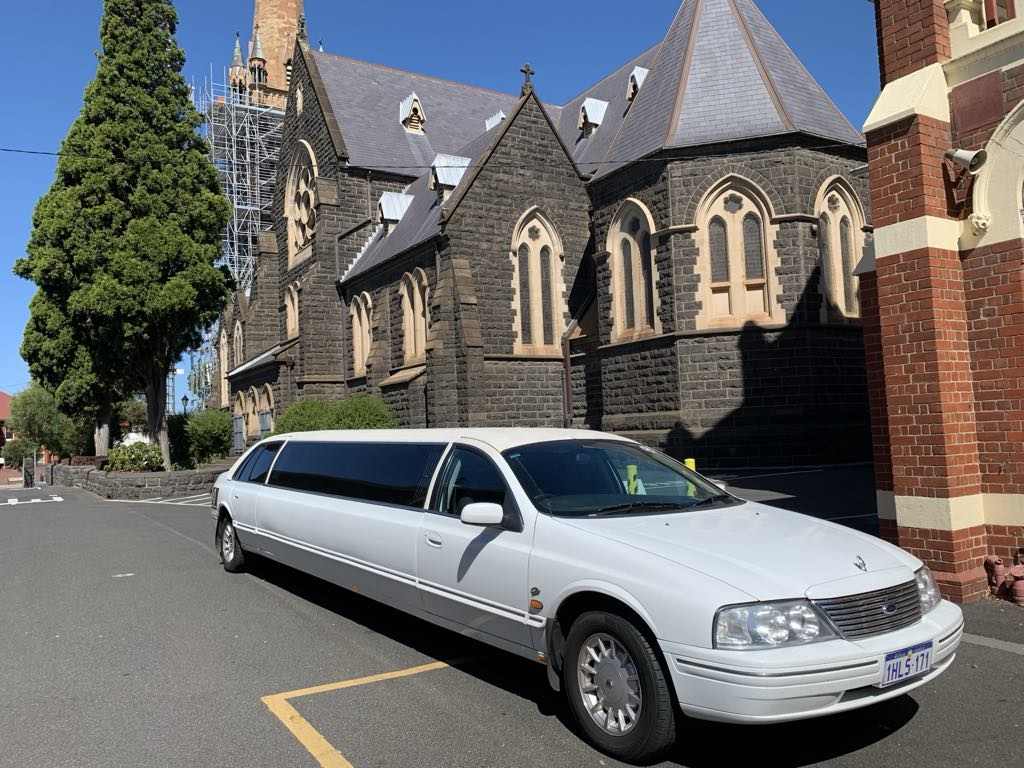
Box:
[227,442,281,534]
[256,440,442,614]
[417,444,535,650]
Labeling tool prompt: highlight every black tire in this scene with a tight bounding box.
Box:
[216,515,246,573]
[562,611,677,763]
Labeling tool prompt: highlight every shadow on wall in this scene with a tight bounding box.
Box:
[581,265,872,470]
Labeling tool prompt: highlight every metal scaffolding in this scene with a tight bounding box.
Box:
[197,69,285,293]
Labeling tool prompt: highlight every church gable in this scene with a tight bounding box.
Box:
[442,92,590,356]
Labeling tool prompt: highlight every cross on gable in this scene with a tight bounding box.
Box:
[520,63,535,95]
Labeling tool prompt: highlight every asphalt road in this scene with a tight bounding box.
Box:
[1,485,1021,768]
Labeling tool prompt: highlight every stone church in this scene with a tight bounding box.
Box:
[216,0,874,468]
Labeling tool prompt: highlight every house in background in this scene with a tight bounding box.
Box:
[0,390,12,464]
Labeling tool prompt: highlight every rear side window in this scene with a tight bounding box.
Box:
[243,442,282,484]
[268,442,445,508]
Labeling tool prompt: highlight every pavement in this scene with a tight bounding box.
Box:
[0,480,1021,768]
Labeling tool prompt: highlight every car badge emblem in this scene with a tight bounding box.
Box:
[881,602,897,616]
[854,556,868,572]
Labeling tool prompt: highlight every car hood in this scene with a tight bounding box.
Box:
[559,502,920,601]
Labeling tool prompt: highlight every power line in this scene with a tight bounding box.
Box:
[0,138,866,174]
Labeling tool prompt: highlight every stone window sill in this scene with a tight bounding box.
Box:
[380,365,426,388]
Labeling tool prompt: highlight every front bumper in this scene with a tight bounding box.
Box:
[661,599,963,724]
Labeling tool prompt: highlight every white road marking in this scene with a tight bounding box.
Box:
[111,573,135,579]
[111,494,213,507]
[4,496,65,507]
[962,633,1024,656]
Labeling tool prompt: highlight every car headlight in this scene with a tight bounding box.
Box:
[915,566,941,614]
[714,600,837,649]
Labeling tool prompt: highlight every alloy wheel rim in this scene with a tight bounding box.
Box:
[221,522,235,562]
[577,632,643,736]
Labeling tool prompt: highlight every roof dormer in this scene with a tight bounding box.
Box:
[400,93,426,134]
[578,98,609,138]
[429,155,471,201]
[378,191,415,234]
[627,67,650,103]
[485,111,507,131]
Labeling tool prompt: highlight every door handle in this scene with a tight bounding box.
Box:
[425,532,444,548]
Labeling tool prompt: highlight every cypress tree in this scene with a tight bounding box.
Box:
[16,0,231,466]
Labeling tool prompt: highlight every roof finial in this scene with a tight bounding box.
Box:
[231,32,244,68]
[318,38,325,52]
[251,23,265,62]
[520,63,535,96]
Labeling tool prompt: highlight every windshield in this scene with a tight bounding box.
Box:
[502,440,736,517]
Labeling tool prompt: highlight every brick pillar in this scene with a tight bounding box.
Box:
[874,0,951,83]
[864,2,990,602]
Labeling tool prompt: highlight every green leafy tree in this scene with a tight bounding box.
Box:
[15,0,231,469]
[8,383,89,459]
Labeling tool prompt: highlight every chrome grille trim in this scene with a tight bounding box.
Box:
[814,581,922,640]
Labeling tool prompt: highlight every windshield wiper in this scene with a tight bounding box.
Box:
[588,501,689,517]
[684,493,734,509]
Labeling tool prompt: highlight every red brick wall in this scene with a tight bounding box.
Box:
[867,115,954,228]
[962,238,1024,494]
[859,272,894,492]
[952,63,1024,151]
[897,524,990,601]
[876,246,983,499]
[986,524,1024,561]
[874,0,951,84]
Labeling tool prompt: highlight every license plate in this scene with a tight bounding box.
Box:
[880,641,933,687]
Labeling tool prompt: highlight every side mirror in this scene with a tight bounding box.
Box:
[460,502,504,527]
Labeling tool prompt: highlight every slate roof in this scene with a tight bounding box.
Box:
[326,0,864,277]
[561,0,863,177]
[308,50,549,174]
[342,123,506,284]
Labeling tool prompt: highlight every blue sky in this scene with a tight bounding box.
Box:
[0,0,879,403]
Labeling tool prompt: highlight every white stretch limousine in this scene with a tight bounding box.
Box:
[213,429,963,762]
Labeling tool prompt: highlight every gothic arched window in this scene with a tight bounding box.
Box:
[233,321,244,367]
[609,200,660,341]
[511,211,564,354]
[350,292,373,377]
[285,283,300,339]
[696,180,782,328]
[219,327,230,406]
[287,140,319,267]
[815,179,865,319]
[400,269,430,364]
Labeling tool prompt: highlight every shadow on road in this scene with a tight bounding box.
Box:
[245,553,918,767]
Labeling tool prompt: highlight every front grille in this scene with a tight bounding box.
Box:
[814,580,922,640]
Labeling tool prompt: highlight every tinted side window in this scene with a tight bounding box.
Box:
[244,443,282,484]
[269,442,444,507]
[435,448,507,517]
[232,449,261,481]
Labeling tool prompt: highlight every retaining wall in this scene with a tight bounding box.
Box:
[47,463,231,500]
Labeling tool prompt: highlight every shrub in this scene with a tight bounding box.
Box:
[167,414,194,470]
[333,395,398,429]
[186,408,232,465]
[106,442,165,472]
[2,439,39,469]
[274,396,398,435]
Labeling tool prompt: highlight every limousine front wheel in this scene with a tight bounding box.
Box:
[217,516,245,573]
[564,612,676,762]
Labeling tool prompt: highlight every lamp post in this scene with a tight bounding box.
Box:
[181,395,189,415]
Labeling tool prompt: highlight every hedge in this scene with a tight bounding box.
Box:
[274,396,398,435]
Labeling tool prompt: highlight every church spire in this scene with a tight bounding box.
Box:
[231,32,244,69]
[250,0,304,94]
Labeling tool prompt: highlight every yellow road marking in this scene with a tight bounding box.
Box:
[262,660,451,768]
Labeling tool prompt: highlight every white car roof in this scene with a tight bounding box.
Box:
[267,427,634,453]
